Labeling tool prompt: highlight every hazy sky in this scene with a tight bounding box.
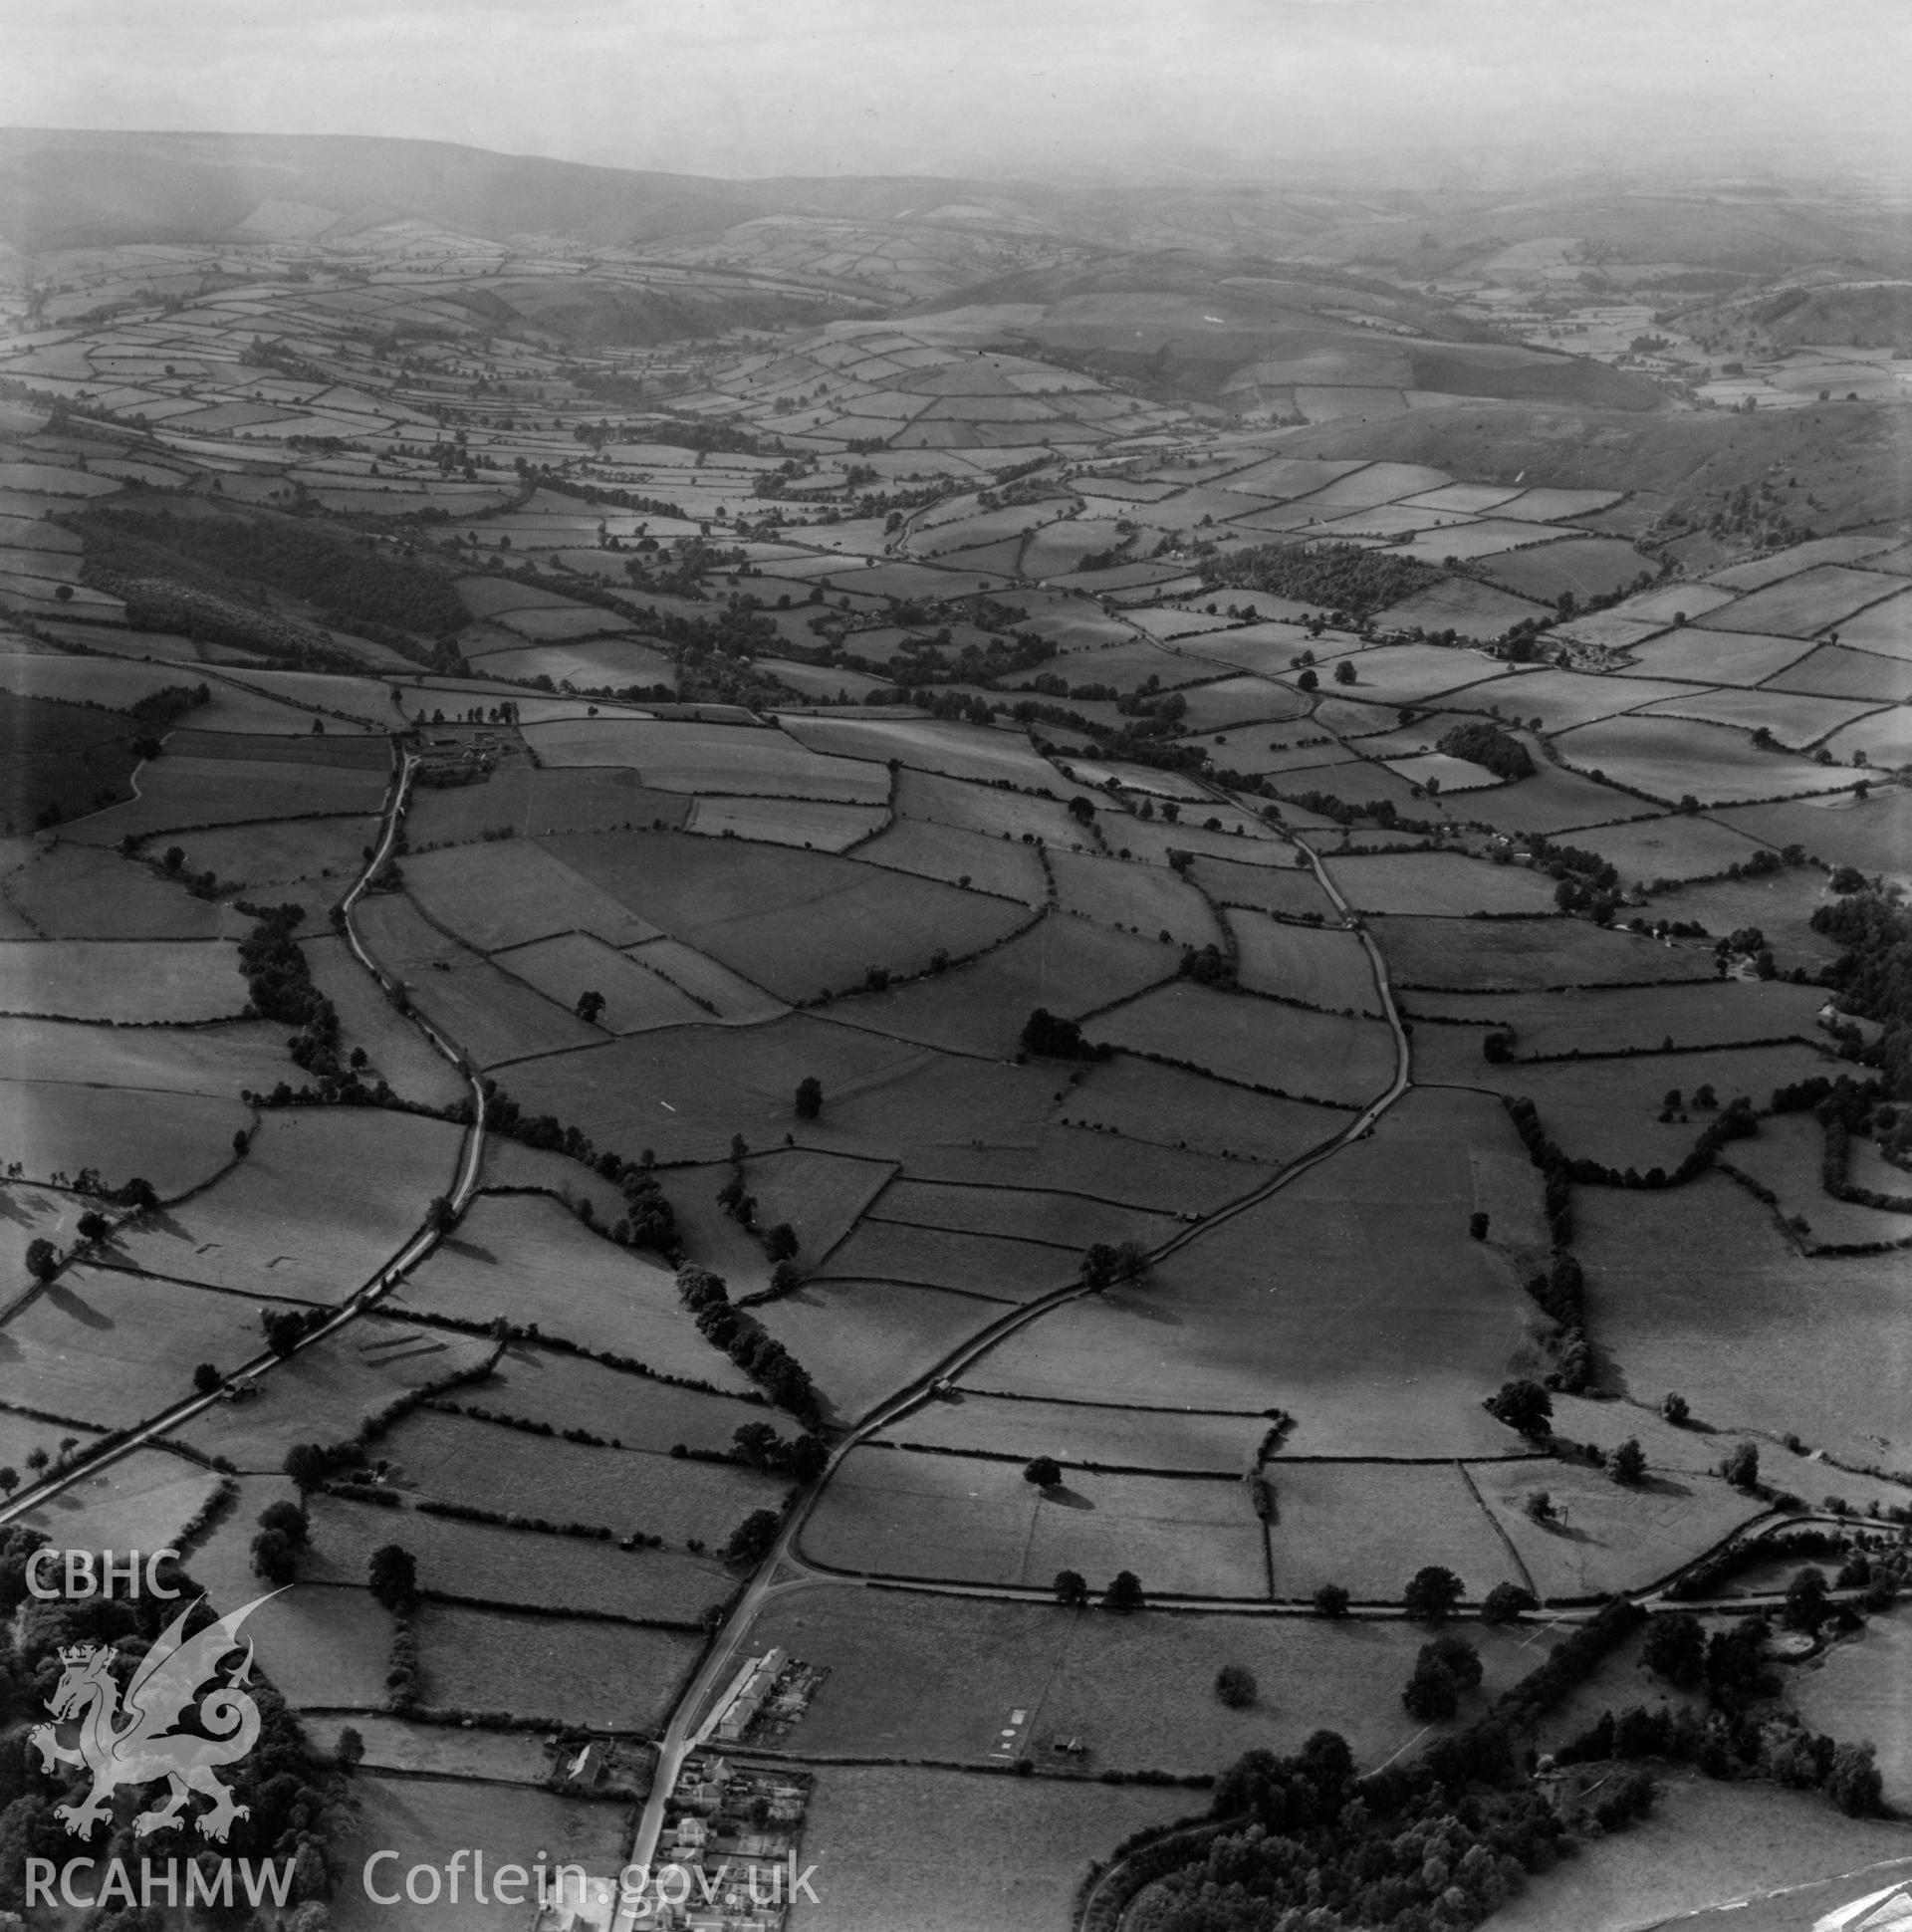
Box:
[0,0,1905,183]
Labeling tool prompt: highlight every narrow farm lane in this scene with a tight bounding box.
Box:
[0,743,490,1531]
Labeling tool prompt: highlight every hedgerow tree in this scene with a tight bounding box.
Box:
[366,1543,418,1612]
[1610,1437,1647,1485]
[1487,1378,1553,1437]
[1480,1582,1538,1626]
[1642,1611,1706,1687]
[1313,1582,1350,1619]
[1214,1664,1258,1708]
[1023,1457,1063,1491]
[1720,1439,1761,1489]
[23,1239,58,1283]
[1103,1570,1145,1614]
[1054,1569,1089,1608]
[794,1077,823,1120]
[722,1508,783,1569]
[575,989,606,1024]
[1403,1566,1465,1625]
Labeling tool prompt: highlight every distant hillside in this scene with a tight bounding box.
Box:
[1291,396,1911,532]
[1753,283,1912,350]
[0,128,766,249]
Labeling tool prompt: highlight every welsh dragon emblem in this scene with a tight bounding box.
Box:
[29,1592,275,1841]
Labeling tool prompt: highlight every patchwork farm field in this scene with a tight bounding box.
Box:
[8,197,1912,1931]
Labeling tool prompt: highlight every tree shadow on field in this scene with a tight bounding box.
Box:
[440,1237,497,1265]
[1043,1486,1094,1511]
[133,1208,191,1244]
[1104,1291,1182,1328]
[45,1283,112,1329]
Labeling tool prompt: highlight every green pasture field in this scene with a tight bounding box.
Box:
[1469,1040,1833,1169]
[876,1391,1265,1473]
[1820,585,1912,660]
[0,936,245,1022]
[1555,716,1851,805]
[1170,675,1312,732]
[1479,537,1653,604]
[355,892,603,1064]
[493,932,707,1033]
[165,813,381,889]
[819,1221,1078,1302]
[174,1315,496,1472]
[6,842,228,939]
[1403,976,1826,1057]
[825,914,1172,1061]
[759,657,895,702]
[493,1012,952,1163]
[387,1408,789,1546]
[392,1193,752,1391]
[1377,577,1549,641]
[407,839,662,951]
[1769,643,1912,704]
[801,1445,1269,1596]
[114,1103,465,1303]
[1483,666,1695,731]
[1637,686,1873,747]
[891,767,1099,847]
[1696,564,1902,638]
[1710,1109,1912,1251]
[902,1116,1254,1217]
[1712,788,1912,877]
[0,1076,246,1197]
[1554,612,1671,652]
[759,1278,1009,1423]
[405,765,689,847]
[334,1773,629,1932]
[471,638,677,691]
[851,818,1049,904]
[0,1011,291,1094]
[1263,1460,1524,1601]
[1792,1614,1912,1808]
[1470,1457,1761,1598]
[303,1492,729,1625]
[486,602,639,641]
[17,1446,222,1557]
[468,1345,762,1456]
[1294,642,1512,707]
[1175,619,1316,674]
[1057,1056,1345,1166]
[1048,848,1224,948]
[1111,818,1298,875]
[1643,871,1843,973]
[302,1715,551,1787]
[1567,808,1770,883]
[621,936,789,1022]
[759,1589,1554,1787]
[782,715,1087,797]
[1030,635,1216,694]
[1483,1773,1912,1932]
[524,716,891,802]
[970,1087,1538,1457]
[0,1409,100,1476]
[0,1261,265,1422]
[1386,750,1507,793]
[1609,582,1739,624]
[870,1178,1181,1256]
[1224,909,1381,1014]
[1186,852,1336,917]
[1371,913,1717,990]
[69,755,391,845]
[1324,849,1559,916]
[1825,708,1912,766]
[1708,536,1901,591]
[1268,756,1432,817]
[414,1603,701,1733]
[544,829,1027,1002]
[737,1147,895,1265]
[788,1767,1188,1932]
[1088,981,1396,1105]
[303,932,469,1109]
[1579,1171,1912,1465]
[684,795,885,849]
[1453,762,1657,838]
[1619,626,1815,686]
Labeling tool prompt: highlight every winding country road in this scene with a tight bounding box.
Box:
[0,743,490,1535]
